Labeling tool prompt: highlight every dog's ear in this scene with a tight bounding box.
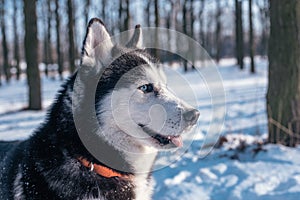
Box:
[126,24,143,49]
[81,18,113,67]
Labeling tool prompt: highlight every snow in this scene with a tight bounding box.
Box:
[1,58,300,199]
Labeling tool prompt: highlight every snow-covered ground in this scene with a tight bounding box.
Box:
[1,58,300,199]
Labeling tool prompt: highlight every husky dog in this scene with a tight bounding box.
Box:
[0,18,199,200]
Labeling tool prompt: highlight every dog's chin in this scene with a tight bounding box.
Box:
[137,124,184,150]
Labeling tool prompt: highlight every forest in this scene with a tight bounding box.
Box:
[0,0,269,81]
[1,0,300,199]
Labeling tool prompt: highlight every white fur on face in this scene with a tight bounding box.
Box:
[130,63,195,136]
[96,55,196,151]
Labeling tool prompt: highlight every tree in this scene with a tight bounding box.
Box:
[267,0,300,146]
[256,0,269,56]
[199,0,206,48]
[189,0,195,69]
[43,0,53,77]
[235,0,244,69]
[166,0,180,53]
[145,1,151,27]
[154,0,159,28]
[154,0,160,58]
[67,0,76,73]
[0,0,10,83]
[189,0,194,39]
[249,0,255,73]
[182,0,188,72]
[84,0,90,25]
[124,0,130,30]
[215,0,222,63]
[13,0,21,80]
[102,0,106,22]
[118,0,123,31]
[55,0,63,80]
[24,0,42,110]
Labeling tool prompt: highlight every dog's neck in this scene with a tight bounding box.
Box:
[57,76,158,176]
[77,156,133,179]
[76,135,157,200]
[124,146,157,200]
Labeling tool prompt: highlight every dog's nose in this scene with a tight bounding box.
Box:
[183,109,200,124]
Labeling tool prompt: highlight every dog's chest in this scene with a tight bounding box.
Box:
[80,176,153,200]
[133,174,154,200]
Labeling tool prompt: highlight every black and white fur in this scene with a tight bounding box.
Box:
[0,18,199,200]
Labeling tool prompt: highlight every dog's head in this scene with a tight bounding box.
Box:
[81,19,199,152]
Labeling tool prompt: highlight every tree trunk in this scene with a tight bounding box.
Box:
[13,0,21,80]
[215,0,222,63]
[154,0,160,58]
[0,0,10,83]
[47,0,53,64]
[190,0,195,69]
[190,0,194,39]
[102,0,106,22]
[199,0,205,48]
[24,0,42,110]
[13,0,20,80]
[249,0,255,73]
[267,0,300,146]
[43,0,53,77]
[235,0,244,69]
[257,0,269,56]
[166,1,172,51]
[42,1,48,77]
[182,0,188,72]
[154,0,159,28]
[124,0,130,30]
[55,0,63,80]
[145,1,151,27]
[118,0,123,31]
[67,0,76,73]
[84,0,90,25]
[43,31,48,76]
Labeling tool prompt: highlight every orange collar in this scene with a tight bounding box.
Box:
[78,157,131,179]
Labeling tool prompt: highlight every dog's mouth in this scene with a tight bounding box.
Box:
[138,124,183,148]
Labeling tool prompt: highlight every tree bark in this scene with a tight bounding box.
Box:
[249,0,255,73]
[154,0,160,58]
[0,0,10,83]
[235,0,244,69]
[182,0,188,72]
[84,0,90,25]
[199,0,205,48]
[102,0,106,22]
[118,0,123,31]
[42,1,53,77]
[267,0,300,146]
[215,0,222,63]
[43,0,53,77]
[24,0,42,110]
[257,0,269,56]
[67,0,76,73]
[13,0,20,80]
[43,14,48,76]
[189,0,195,69]
[124,0,130,30]
[145,1,151,27]
[190,0,194,39]
[47,0,53,64]
[55,0,63,80]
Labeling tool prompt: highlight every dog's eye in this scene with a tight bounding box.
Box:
[138,83,154,93]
